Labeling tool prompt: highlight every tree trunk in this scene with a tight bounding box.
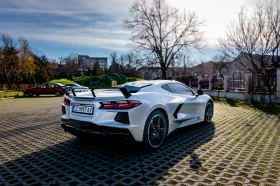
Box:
[31,76,37,87]
[268,85,272,103]
[265,78,272,103]
[161,68,167,80]
[3,69,12,89]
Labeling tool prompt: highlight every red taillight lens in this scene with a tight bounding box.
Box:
[102,101,116,108]
[99,100,141,109]
[63,97,71,106]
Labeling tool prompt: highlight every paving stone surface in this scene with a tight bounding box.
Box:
[0,97,280,186]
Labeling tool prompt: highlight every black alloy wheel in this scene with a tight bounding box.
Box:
[204,101,213,123]
[143,110,168,150]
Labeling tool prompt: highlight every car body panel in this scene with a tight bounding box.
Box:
[65,83,89,91]
[23,82,64,96]
[61,80,213,142]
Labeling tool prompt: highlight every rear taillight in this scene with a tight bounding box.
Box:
[63,97,71,106]
[99,100,141,109]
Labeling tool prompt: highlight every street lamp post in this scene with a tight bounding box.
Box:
[81,70,84,86]
[184,55,186,84]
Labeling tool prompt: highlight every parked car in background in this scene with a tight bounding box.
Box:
[23,82,65,97]
[64,83,89,92]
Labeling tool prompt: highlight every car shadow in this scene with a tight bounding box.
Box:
[0,122,215,185]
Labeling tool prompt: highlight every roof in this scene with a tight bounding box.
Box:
[124,80,175,86]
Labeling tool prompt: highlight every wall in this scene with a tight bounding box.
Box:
[191,87,278,103]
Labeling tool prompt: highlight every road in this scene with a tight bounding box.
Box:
[0,97,280,185]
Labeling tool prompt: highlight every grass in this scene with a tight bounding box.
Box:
[212,96,280,115]
[0,91,24,98]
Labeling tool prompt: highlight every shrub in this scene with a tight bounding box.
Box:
[50,79,76,84]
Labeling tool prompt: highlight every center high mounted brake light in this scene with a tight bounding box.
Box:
[99,100,141,109]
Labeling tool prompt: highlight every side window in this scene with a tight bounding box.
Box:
[161,84,172,93]
[168,83,193,95]
[39,84,46,88]
[49,84,55,88]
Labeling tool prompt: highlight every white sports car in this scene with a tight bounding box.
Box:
[61,80,214,149]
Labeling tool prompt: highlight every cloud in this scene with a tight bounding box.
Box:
[3,22,130,51]
[1,0,133,19]
[0,0,133,52]
[0,0,260,61]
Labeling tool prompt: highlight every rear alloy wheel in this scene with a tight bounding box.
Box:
[55,91,61,96]
[28,92,33,97]
[204,101,213,123]
[143,110,168,150]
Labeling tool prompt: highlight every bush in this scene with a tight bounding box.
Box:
[50,79,76,84]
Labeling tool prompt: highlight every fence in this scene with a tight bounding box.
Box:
[212,77,224,91]
[175,76,189,86]
[188,69,280,103]
[191,77,198,87]
[199,79,209,90]
[228,78,245,92]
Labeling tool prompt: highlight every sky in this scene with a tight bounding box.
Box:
[0,0,257,64]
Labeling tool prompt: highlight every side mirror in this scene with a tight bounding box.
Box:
[197,89,204,96]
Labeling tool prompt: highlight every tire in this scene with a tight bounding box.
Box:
[55,91,61,96]
[143,110,168,150]
[36,94,39,97]
[75,134,88,141]
[204,101,213,123]
[28,92,33,97]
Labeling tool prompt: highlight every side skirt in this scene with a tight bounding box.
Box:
[178,118,203,128]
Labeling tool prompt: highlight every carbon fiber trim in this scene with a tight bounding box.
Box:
[173,103,183,119]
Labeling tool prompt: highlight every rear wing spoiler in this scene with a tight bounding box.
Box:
[64,84,152,99]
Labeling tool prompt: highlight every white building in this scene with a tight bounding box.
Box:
[78,55,108,69]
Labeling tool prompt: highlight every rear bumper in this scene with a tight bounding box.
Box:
[61,119,136,141]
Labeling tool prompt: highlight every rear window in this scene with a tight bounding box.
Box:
[161,84,172,93]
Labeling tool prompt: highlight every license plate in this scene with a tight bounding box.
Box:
[72,105,93,115]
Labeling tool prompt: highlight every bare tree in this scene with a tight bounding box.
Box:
[219,0,280,103]
[124,0,204,79]
[212,54,229,99]
[60,53,80,79]
[109,52,121,74]
[122,53,141,77]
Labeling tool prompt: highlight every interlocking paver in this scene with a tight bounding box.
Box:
[0,97,280,185]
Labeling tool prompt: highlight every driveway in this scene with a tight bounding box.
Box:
[0,97,279,186]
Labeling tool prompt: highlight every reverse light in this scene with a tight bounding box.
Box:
[63,97,71,106]
[99,100,141,109]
